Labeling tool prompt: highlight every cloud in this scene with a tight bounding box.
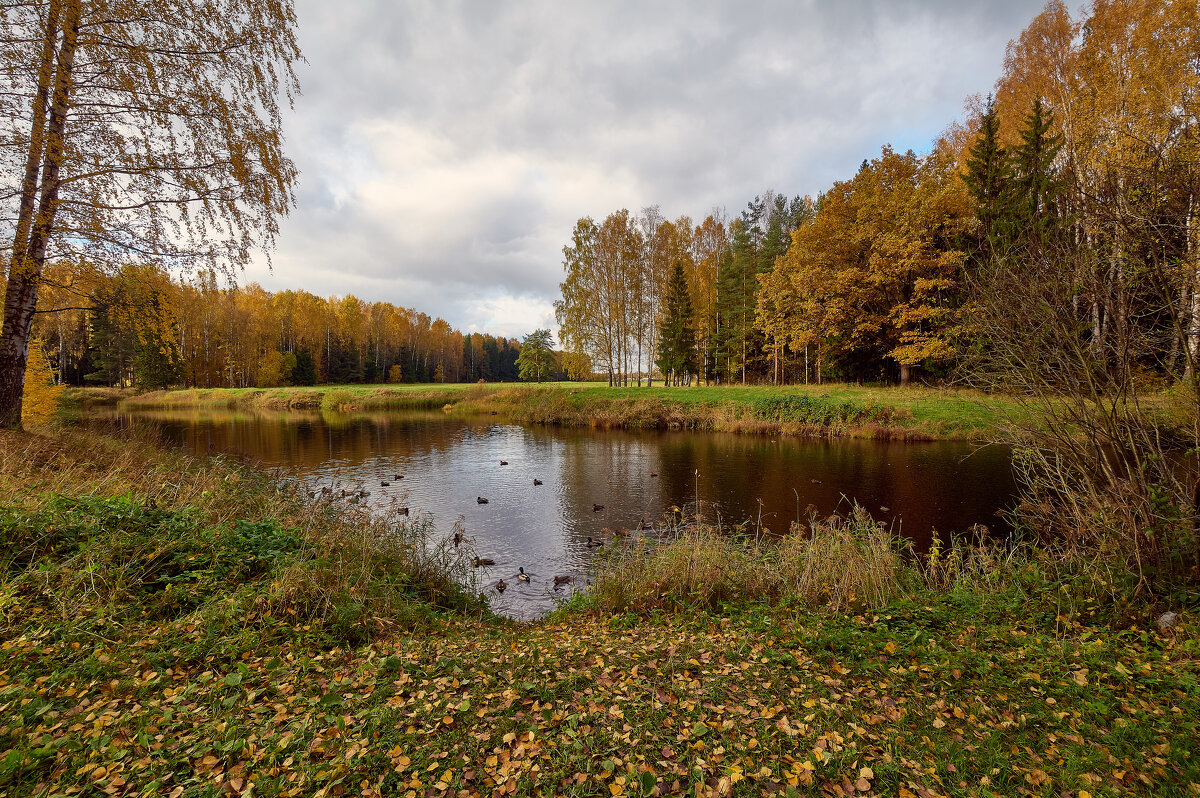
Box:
[245,0,1049,336]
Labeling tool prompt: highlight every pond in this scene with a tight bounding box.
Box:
[109,409,1017,619]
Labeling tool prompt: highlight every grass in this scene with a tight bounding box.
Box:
[0,425,487,643]
[579,506,917,615]
[1,424,1197,796]
[98,381,1020,440]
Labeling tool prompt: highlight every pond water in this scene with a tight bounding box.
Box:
[110,409,1017,619]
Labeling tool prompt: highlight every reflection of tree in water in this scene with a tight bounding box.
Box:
[554,429,666,545]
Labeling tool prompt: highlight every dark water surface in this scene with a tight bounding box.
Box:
[113,409,1017,619]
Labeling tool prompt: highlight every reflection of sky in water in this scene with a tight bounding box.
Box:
[124,410,1017,620]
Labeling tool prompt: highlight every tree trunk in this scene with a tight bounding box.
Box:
[900,363,911,387]
[0,0,80,428]
[1185,193,1199,379]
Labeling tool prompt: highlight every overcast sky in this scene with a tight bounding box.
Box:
[243,0,1048,338]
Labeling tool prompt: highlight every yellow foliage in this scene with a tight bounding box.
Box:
[22,340,64,427]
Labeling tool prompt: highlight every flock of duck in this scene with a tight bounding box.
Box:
[315,456,668,598]
[464,458,589,594]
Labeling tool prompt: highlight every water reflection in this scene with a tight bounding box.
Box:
[109,409,1017,619]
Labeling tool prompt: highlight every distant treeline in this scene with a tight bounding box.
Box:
[26,262,568,389]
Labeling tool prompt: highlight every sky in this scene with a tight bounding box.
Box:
[244,0,1050,339]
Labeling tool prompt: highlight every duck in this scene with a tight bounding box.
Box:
[398,506,409,516]
[586,536,603,548]
[381,481,390,486]
[394,474,404,480]
[472,556,495,567]
[518,567,531,583]
[553,575,571,587]
[592,504,605,512]
[477,497,489,504]
[533,479,543,486]
[810,478,823,484]
[612,527,631,538]
[650,473,658,478]
[500,460,509,466]
[496,579,507,593]
[880,505,890,513]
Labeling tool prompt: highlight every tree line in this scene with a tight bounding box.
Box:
[23,261,557,389]
[557,0,1199,389]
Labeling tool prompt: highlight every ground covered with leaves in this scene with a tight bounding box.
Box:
[1,425,1198,797]
[1,596,1197,798]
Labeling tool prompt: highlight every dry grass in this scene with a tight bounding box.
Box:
[776,506,912,611]
[587,505,919,614]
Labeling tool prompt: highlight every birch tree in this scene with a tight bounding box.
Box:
[0,0,301,427]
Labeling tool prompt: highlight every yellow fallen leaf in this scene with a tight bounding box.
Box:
[859,767,874,780]
[932,718,946,728]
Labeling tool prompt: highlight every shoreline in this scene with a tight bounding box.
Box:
[77,382,1010,441]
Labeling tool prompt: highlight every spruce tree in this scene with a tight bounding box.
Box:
[962,94,1008,248]
[1001,97,1064,250]
[656,261,698,385]
[291,350,317,386]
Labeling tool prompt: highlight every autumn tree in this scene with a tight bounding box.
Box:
[963,0,1200,596]
[21,338,61,425]
[0,0,301,427]
[760,146,970,385]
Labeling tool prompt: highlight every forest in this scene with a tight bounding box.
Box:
[14,1,1195,398]
[24,263,540,388]
[557,0,1200,389]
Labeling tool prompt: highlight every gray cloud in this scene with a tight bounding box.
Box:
[244,0,1048,337]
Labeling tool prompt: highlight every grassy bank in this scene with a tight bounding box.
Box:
[2,426,1197,796]
[107,382,1016,440]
